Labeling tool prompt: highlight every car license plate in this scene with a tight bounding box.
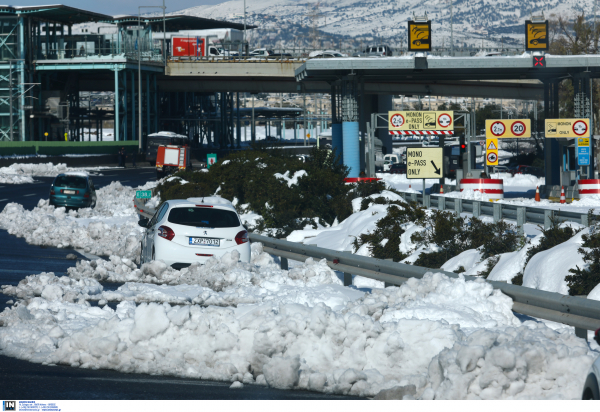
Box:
[189,237,220,247]
[63,190,76,194]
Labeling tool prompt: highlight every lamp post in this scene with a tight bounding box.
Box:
[138,3,166,151]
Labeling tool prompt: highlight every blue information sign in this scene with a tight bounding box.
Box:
[579,155,590,166]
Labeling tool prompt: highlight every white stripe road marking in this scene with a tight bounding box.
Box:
[23,194,36,197]
[121,180,130,182]
[0,199,7,202]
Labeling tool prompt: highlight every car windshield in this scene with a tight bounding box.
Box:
[54,175,87,189]
[148,138,170,147]
[168,207,240,228]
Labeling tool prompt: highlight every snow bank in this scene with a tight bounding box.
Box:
[0,162,108,184]
[0,270,595,399]
[0,181,144,262]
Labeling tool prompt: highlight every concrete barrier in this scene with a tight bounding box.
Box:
[460,178,504,200]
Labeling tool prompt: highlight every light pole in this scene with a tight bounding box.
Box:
[138,2,166,151]
[243,0,247,55]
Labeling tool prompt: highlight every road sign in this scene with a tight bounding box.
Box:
[545,118,590,138]
[207,153,217,169]
[525,20,548,51]
[408,21,431,51]
[406,147,443,179]
[577,137,591,166]
[136,190,152,199]
[485,119,531,138]
[388,111,454,131]
[486,138,499,166]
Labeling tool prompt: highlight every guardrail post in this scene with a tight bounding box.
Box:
[493,203,502,223]
[454,198,462,216]
[280,257,288,270]
[423,194,430,208]
[544,210,554,230]
[582,213,590,227]
[439,196,446,211]
[343,273,352,287]
[517,207,526,236]
[575,295,588,340]
[473,201,481,218]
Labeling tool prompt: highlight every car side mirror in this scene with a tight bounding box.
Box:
[138,218,149,228]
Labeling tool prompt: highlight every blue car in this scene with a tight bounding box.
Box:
[49,173,97,209]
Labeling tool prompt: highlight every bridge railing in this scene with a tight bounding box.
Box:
[133,196,600,340]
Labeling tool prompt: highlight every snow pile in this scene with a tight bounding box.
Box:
[0,162,109,184]
[274,170,307,187]
[0,181,144,261]
[68,243,342,291]
[1,272,102,302]
[0,270,596,399]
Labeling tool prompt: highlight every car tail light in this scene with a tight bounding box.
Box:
[196,253,213,257]
[84,193,90,198]
[158,225,175,241]
[235,230,249,245]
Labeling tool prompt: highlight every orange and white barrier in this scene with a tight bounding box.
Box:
[578,179,600,198]
[460,178,504,200]
[560,186,566,204]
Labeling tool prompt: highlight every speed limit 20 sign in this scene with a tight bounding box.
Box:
[485,119,531,138]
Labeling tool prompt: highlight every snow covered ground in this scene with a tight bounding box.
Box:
[0,163,112,184]
[1,245,597,399]
[1,164,599,399]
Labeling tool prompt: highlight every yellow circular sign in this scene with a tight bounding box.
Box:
[44,132,48,136]
[307,133,311,138]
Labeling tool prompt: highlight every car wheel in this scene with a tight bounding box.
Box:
[582,374,599,399]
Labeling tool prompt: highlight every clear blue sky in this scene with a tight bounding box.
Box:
[15,0,225,16]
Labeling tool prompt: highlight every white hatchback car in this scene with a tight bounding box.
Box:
[139,197,250,268]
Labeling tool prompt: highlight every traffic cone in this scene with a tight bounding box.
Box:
[560,186,566,204]
[440,184,444,194]
[409,184,411,189]
[535,186,540,202]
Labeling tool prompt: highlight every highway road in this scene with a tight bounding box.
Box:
[0,166,359,400]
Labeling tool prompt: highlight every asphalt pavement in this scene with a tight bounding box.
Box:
[0,166,360,400]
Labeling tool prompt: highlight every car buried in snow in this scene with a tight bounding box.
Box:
[138,197,250,269]
[49,173,97,209]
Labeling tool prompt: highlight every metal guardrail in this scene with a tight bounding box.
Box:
[133,196,600,339]
[396,191,590,231]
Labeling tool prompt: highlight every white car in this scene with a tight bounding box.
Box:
[139,197,250,268]
[582,329,600,399]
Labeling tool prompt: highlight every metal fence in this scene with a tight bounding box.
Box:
[396,190,590,232]
[133,196,600,340]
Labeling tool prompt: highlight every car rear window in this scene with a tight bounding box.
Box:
[54,175,87,189]
[168,207,240,228]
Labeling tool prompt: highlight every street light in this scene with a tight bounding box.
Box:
[138,1,166,151]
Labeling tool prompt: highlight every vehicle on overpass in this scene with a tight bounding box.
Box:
[171,36,226,58]
[383,154,400,172]
[146,131,189,166]
[249,48,292,59]
[308,50,348,58]
[360,45,394,57]
[139,197,250,269]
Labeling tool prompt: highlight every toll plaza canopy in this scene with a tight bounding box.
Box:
[110,14,256,32]
[3,4,111,24]
[1,4,255,31]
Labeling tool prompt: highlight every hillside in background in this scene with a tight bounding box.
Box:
[171,0,595,51]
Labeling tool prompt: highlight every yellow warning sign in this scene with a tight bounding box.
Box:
[486,138,499,166]
[579,138,590,146]
[388,111,454,131]
[408,21,431,51]
[485,119,531,138]
[525,21,548,51]
[545,118,590,138]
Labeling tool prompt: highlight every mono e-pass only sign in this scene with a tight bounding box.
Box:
[406,147,444,179]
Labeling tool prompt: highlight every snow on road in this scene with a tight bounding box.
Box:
[0,162,112,184]
[1,169,599,399]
